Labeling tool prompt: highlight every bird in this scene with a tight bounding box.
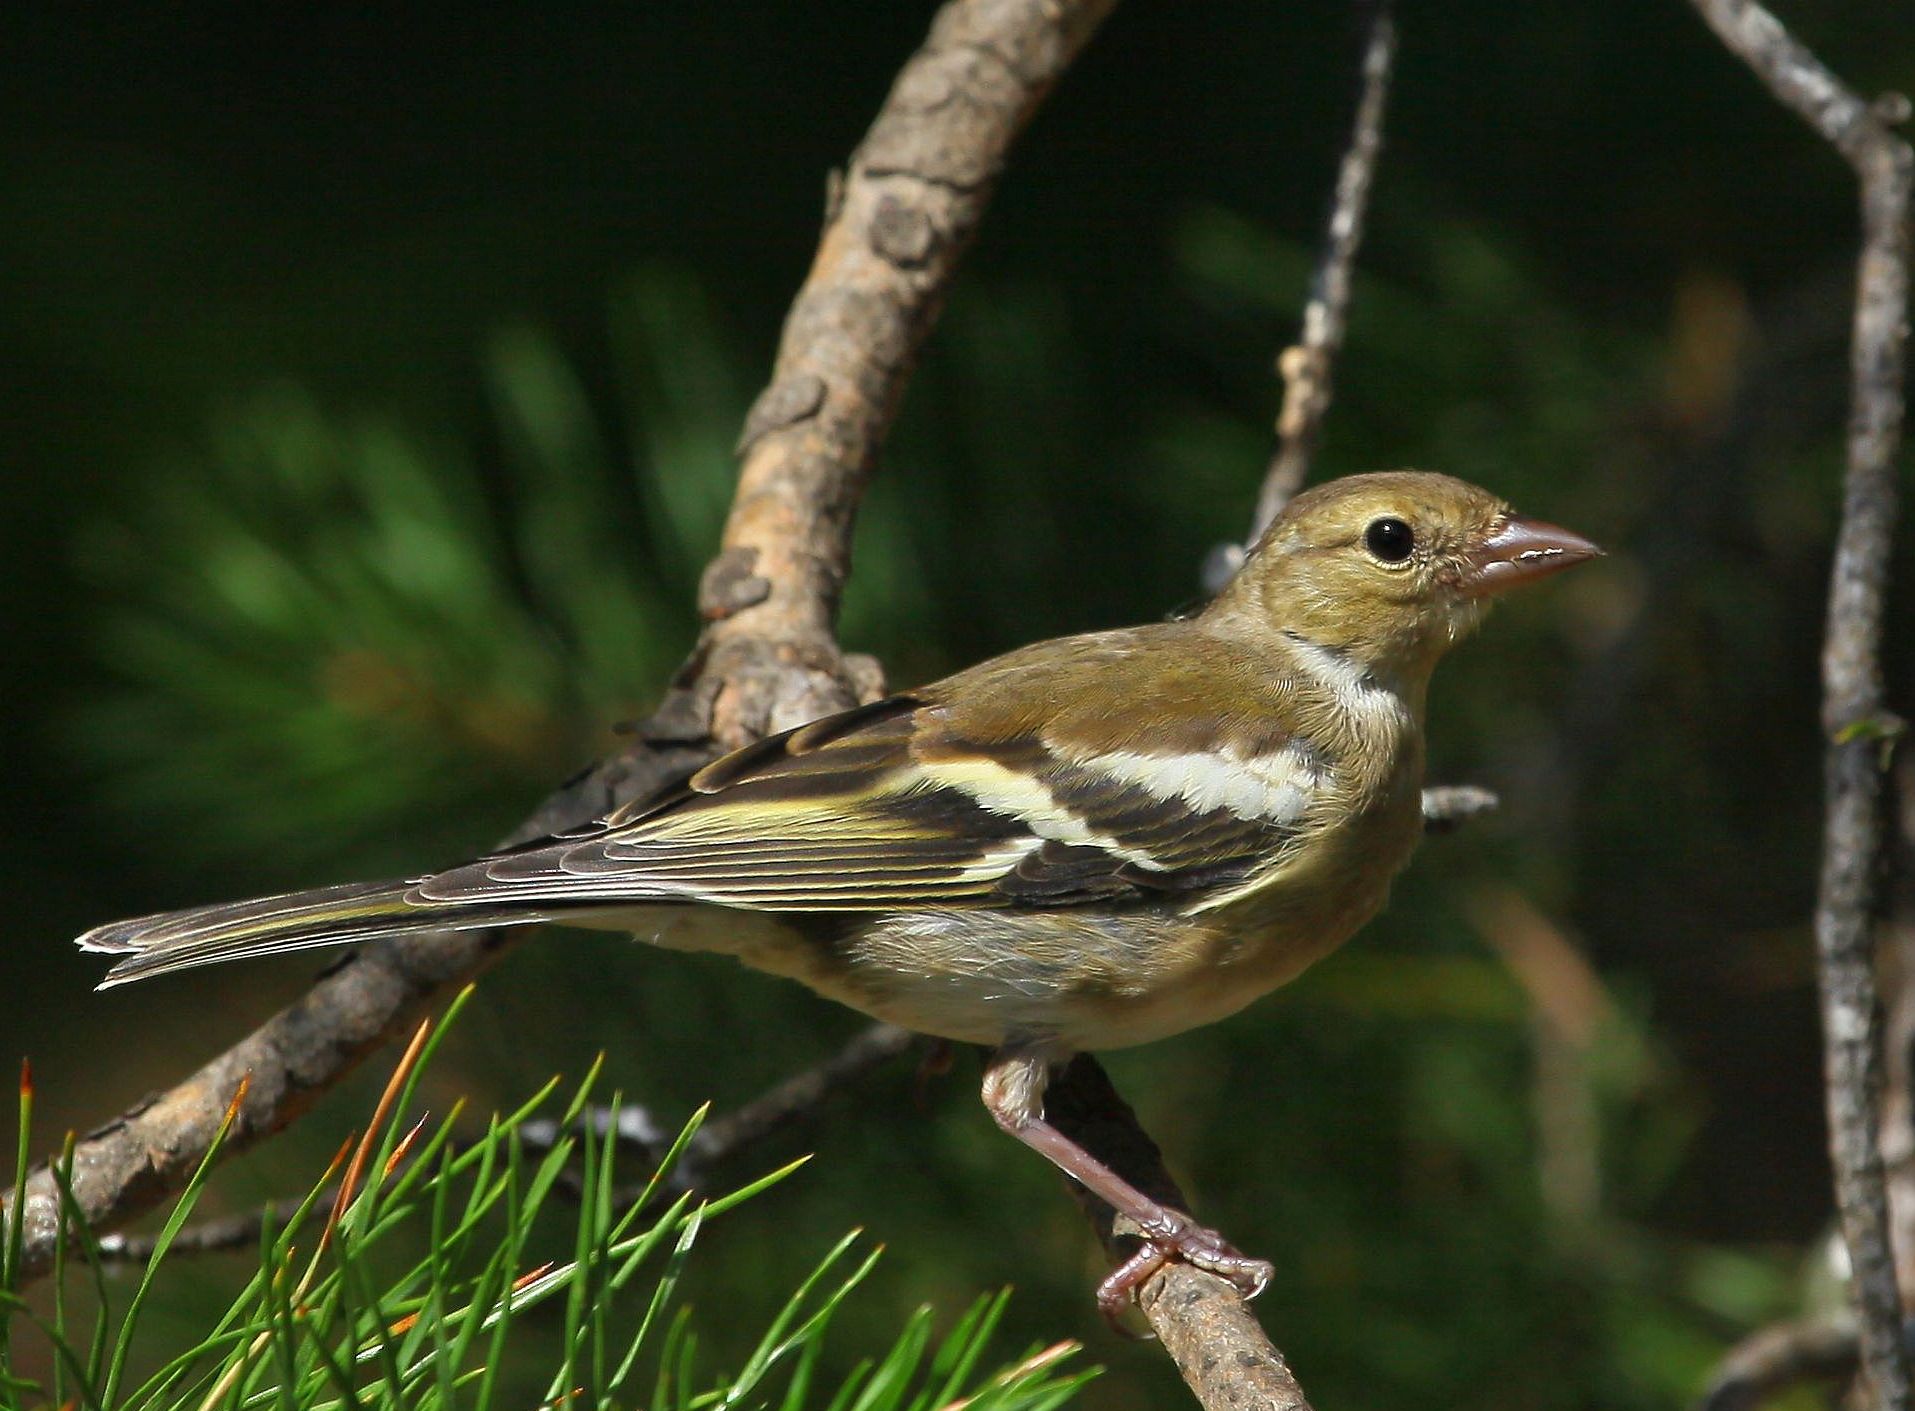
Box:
[78,469,1600,1315]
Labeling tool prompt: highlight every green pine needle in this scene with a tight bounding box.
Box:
[1,1006,1087,1411]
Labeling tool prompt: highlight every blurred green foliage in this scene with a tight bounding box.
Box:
[2,3,1911,1409]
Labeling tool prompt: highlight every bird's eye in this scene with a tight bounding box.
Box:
[1364,517,1415,563]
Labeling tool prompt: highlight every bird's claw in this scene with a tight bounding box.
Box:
[1094,1214,1274,1325]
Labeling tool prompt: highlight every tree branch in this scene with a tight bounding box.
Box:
[699,0,1119,741]
[93,1196,323,1265]
[1421,784,1502,832]
[7,0,1117,1286]
[1046,1058,1315,1411]
[686,1024,916,1177]
[1683,2,1914,1407]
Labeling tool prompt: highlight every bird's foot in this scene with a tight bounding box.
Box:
[1094,1213,1274,1323]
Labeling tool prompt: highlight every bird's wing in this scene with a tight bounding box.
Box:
[413,690,1318,913]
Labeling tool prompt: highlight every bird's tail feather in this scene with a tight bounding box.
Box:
[77,879,554,990]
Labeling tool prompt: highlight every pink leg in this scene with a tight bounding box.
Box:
[982,1049,1273,1318]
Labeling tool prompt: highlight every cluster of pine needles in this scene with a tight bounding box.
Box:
[0,990,1092,1411]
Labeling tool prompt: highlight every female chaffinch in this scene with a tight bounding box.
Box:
[80,469,1599,1311]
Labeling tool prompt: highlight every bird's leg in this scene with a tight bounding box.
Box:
[981,1049,1274,1319]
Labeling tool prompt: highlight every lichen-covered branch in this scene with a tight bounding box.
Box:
[4,0,1116,1286]
[1684,2,1914,1407]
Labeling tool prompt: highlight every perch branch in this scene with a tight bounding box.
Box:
[5,0,1116,1285]
[1046,1058,1315,1410]
[1684,2,1914,1407]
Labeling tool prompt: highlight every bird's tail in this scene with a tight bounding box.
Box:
[76,879,553,990]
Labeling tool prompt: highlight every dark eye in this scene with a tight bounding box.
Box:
[1364,517,1415,563]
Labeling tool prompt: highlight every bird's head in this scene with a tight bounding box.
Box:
[1209,470,1601,682]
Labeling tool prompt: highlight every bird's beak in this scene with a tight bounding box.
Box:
[1460,514,1603,597]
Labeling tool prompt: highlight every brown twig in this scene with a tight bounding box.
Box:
[1203,0,1397,595]
[697,0,1119,742]
[97,1023,921,1263]
[1695,1313,1863,1411]
[1421,784,1502,832]
[93,1195,325,1265]
[1683,3,1913,1407]
[6,0,1116,1286]
[530,1023,918,1206]
[1252,0,1397,543]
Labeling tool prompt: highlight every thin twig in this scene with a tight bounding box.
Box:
[1253,0,1397,543]
[1199,5,1491,836]
[1885,753,1915,1299]
[524,1023,918,1205]
[1694,1313,1862,1411]
[1421,784,1501,832]
[93,1196,326,1265]
[1683,3,1914,1407]
[689,1024,916,1172]
[7,0,1117,1287]
[1204,0,1397,594]
[105,1024,921,1263]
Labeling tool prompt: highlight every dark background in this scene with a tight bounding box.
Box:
[3,3,1911,1406]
